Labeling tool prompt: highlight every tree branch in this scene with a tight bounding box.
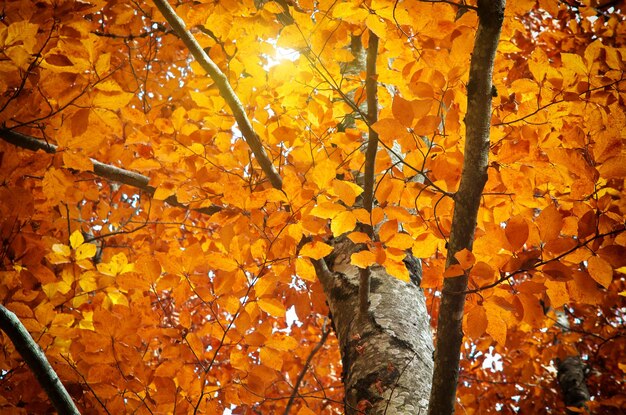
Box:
[283,324,331,415]
[0,305,81,415]
[358,31,380,316]
[152,0,283,190]
[429,1,505,414]
[0,128,221,216]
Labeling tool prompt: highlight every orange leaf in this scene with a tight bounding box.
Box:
[470,261,495,285]
[347,232,371,244]
[260,346,283,370]
[63,150,93,171]
[383,258,410,282]
[443,264,465,278]
[392,94,414,127]
[454,249,475,270]
[484,301,508,346]
[332,180,363,206]
[598,155,626,179]
[465,306,487,340]
[135,255,162,283]
[300,241,333,260]
[536,204,562,242]
[505,215,529,251]
[351,250,377,268]
[331,210,357,237]
[296,257,317,282]
[587,256,613,288]
[310,202,345,219]
[385,233,415,250]
[258,298,286,318]
[379,219,399,243]
[311,158,338,189]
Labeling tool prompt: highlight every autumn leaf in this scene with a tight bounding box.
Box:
[258,298,286,318]
[351,250,377,268]
[454,249,475,270]
[300,241,333,260]
[587,256,613,288]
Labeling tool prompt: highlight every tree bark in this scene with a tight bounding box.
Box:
[315,239,433,414]
[0,305,81,415]
[429,1,505,415]
[557,356,590,414]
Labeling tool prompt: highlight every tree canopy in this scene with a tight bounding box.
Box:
[0,0,625,414]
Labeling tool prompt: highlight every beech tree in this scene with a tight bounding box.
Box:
[1,0,625,414]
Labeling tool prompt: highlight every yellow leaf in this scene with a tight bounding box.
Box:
[310,202,345,219]
[79,271,98,292]
[347,232,371,244]
[300,241,333,260]
[75,243,97,261]
[351,250,377,268]
[331,211,357,237]
[260,346,283,370]
[78,311,95,331]
[206,252,239,272]
[106,290,129,307]
[262,1,284,13]
[311,158,338,189]
[93,91,134,110]
[366,14,387,39]
[258,298,286,318]
[561,52,588,75]
[296,257,317,282]
[332,179,363,206]
[384,259,410,282]
[266,333,298,351]
[386,233,415,250]
[51,243,71,258]
[63,150,93,171]
[69,231,84,249]
[97,253,133,276]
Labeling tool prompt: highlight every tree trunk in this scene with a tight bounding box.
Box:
[315,238,433,414]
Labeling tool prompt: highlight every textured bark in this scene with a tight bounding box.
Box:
[557,357,590,413]
[0,305,81,415]
[429,1,505,414]
[315,239,433,414]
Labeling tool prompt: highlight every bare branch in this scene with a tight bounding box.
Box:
[152,0,283,190]
[429,1,505,414]
[283,324,331,415]
[0,305,81,415]
[0,128,221,216]
[357,32,381,316]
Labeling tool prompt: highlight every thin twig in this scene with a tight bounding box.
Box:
[283,324,331,415]
[0,129,221,216]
